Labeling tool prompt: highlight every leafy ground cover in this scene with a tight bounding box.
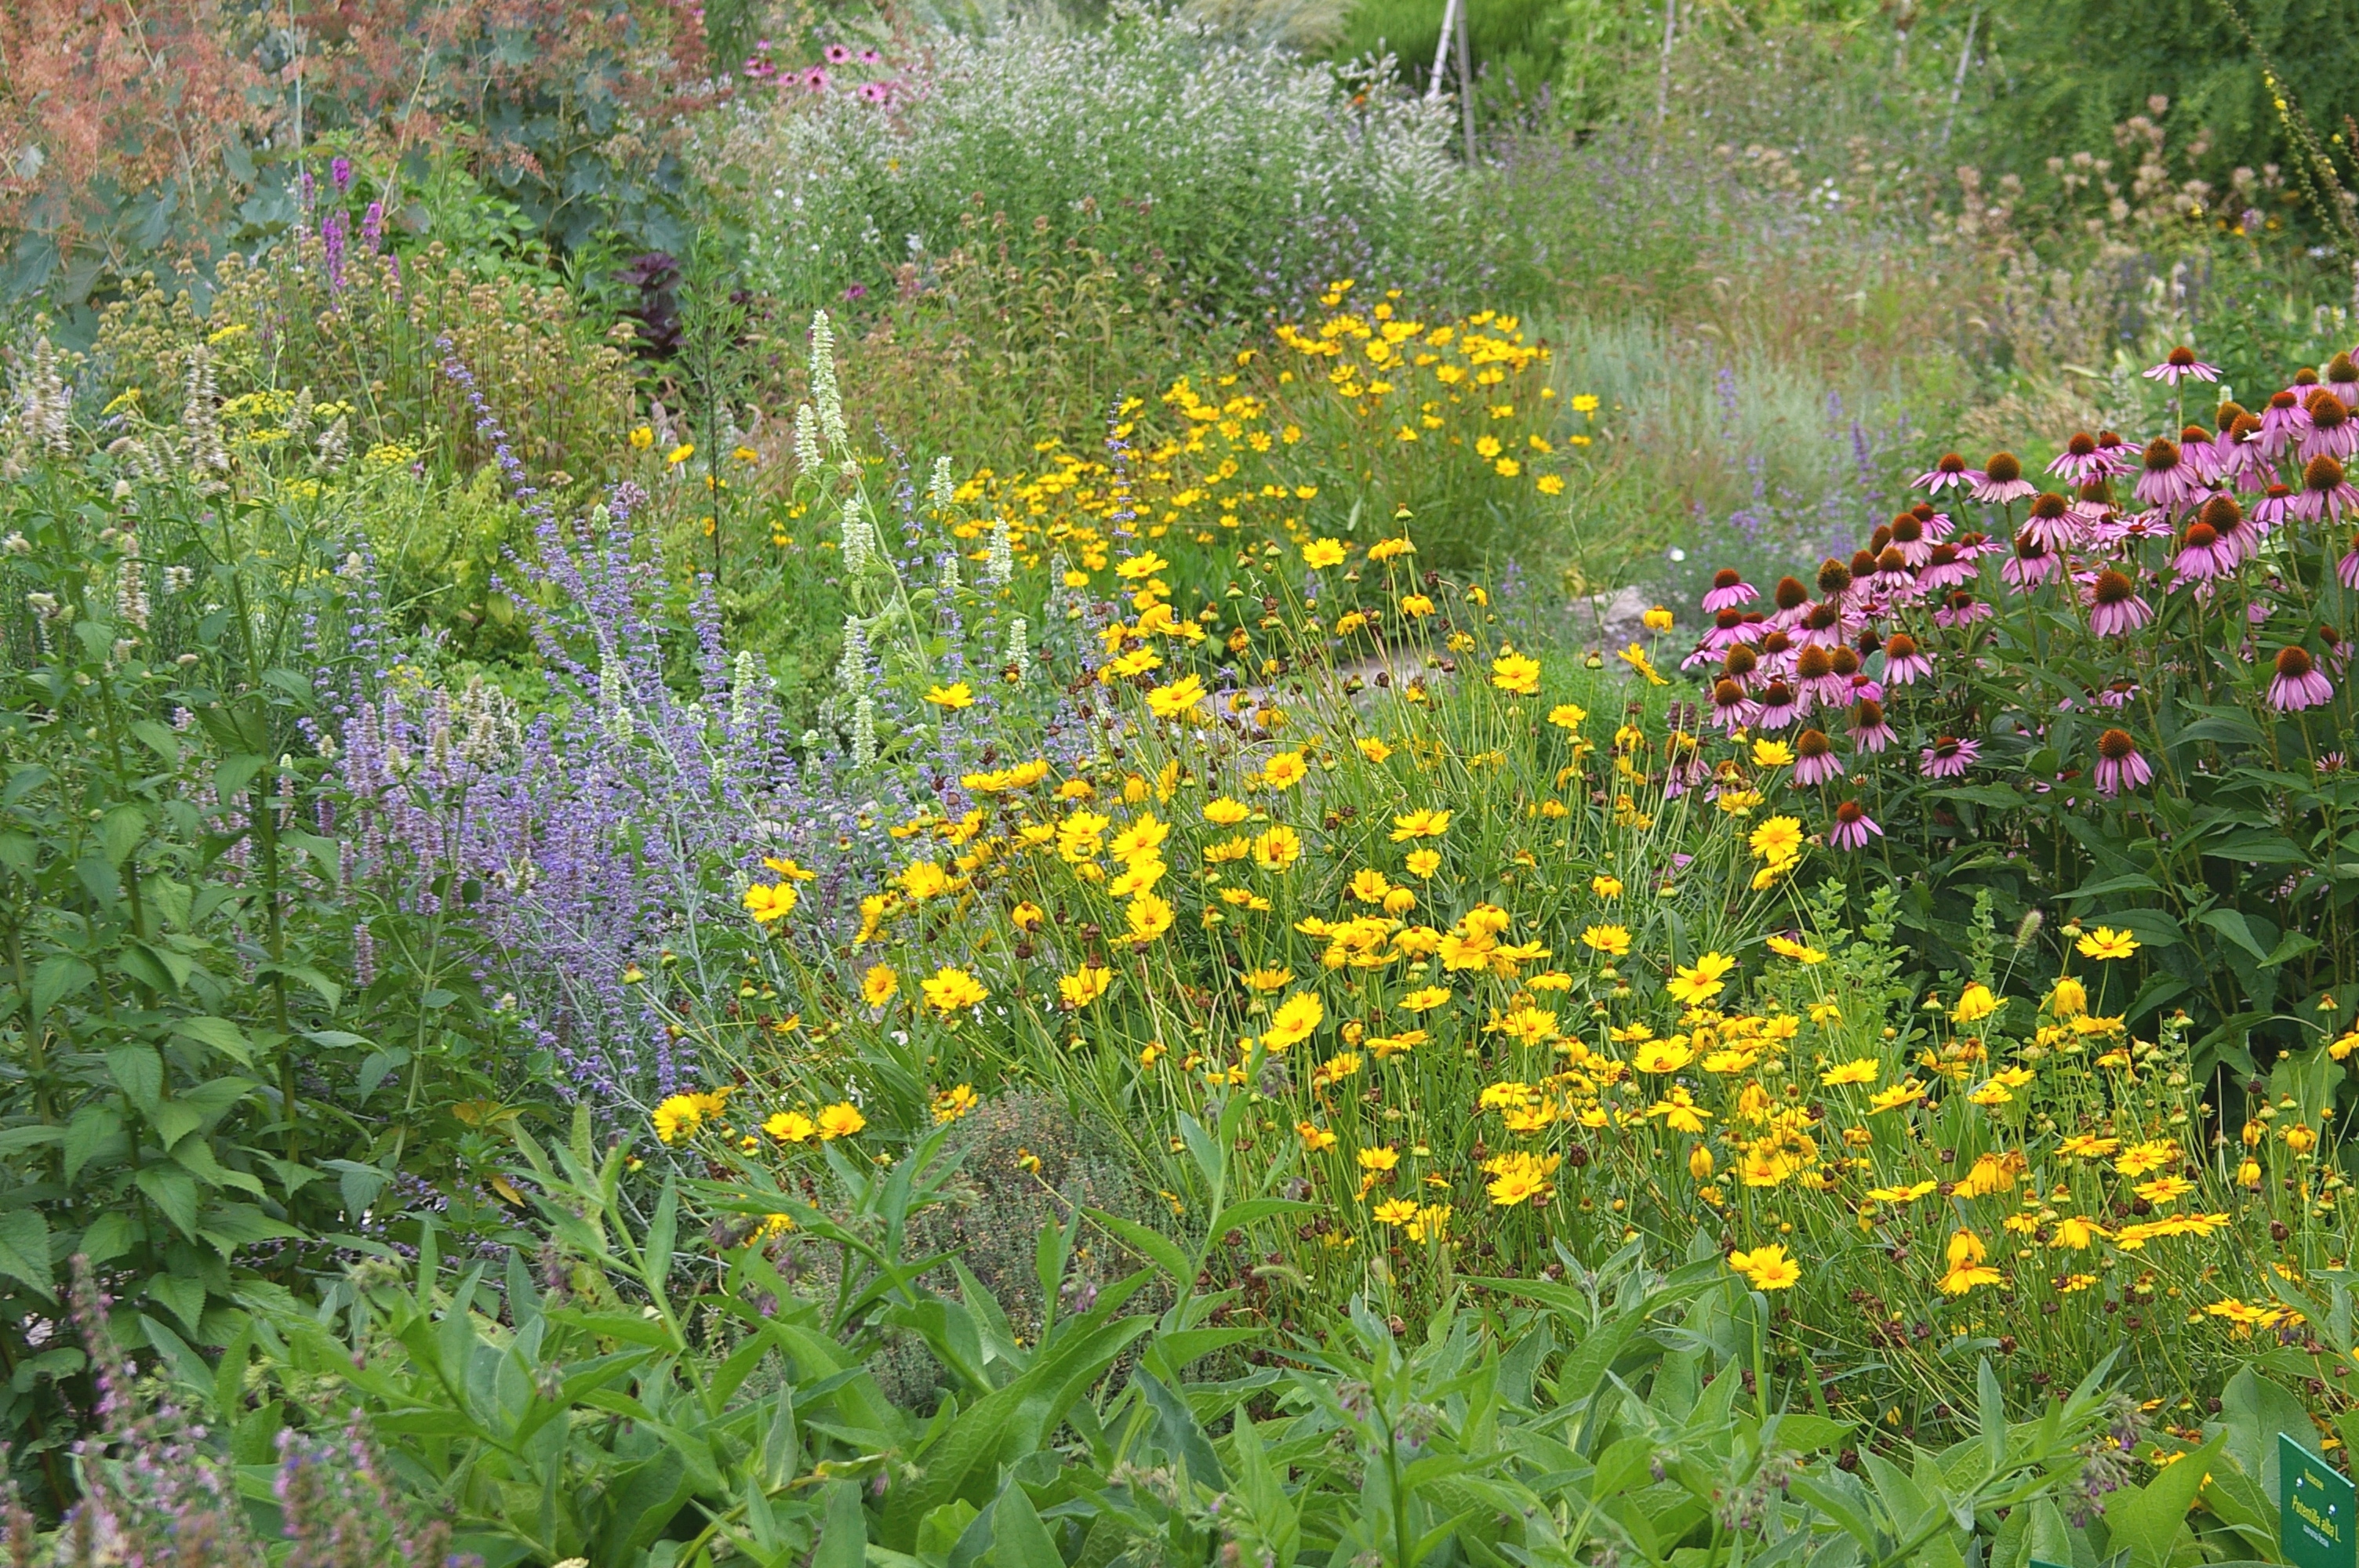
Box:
[5,1,2359,1563]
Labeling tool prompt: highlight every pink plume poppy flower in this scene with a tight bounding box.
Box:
[2093,728,2153,797]
[2143,345,2219,386]
[1827,799,1882,850]
[2267,646,2335,711]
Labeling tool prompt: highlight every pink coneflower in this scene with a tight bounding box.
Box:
[2169,520,2233,582]
[2091,430,2137,476]
[2068,477,2117,529]
[1917,543,1976,592]
[2047,432,2110,484]
[859,46,883,63]
[1768,575,1812,628]
[2093,728,2153,797]
[1710,677,1759,731]
[1848,698,1896,754]
[1754,679,1802,729]
[2019,492,2080,551]
[1879,632,1932,684]
[1911,501,1955,543]
[1886,511,1931,567]
[801,66,831,89]
[2096,679,2139,708]
[2258,389,2310,458]
[857,80,892,103]
[2251,482,2299,534]
[1702,567,1757,613]
[2302,388,2357,461]
[1794,644,1846,706]
[1797,598,1849,648]
[2133,437,2205,512]
[1969,451,2037,505]
[1935,589,1992,628]
[2327,352,2359,409]
[1914,452,1974,493]
[2268,645,2335,711]
[2294,455,2359,524]
[2085,568,2153,637]
[1920,735,1980,778]
[1827,799,1883,850]
[1794,728,1845,785]
[1683,608,1764,667]
[2217,412,2270,488]
[2175,423,2223,483]
[1721,642,1762,688]
[2143,345,2219,386]
[2340,531,2359,590]
[1870,546,1915,594]
[1951,528,2000,561]
[2001,530,2061,590]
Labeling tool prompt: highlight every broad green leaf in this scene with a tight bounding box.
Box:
[0,1209,52,1295]
[2103,1432,2222,1568]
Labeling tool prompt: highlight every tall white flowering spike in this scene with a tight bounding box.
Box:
[851,695,878,768]
[837,615,869,695]
[929,455,954,510]
[809,310,847,454]
[1006,616,1030,681]
[794,403,821,473]
[985,516,1014,587]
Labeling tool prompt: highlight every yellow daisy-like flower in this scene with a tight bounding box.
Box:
[1398,985,1452,1013]
[924,682,976,710]
[1302,537,1347,568]
[1058,964,1113,1009]
[1819,1058,1879,1087]
[1126,892,1176,941]
[816,1102,867,1140]
[1263,750,1310,789]
[2075,925,2140,960]
[765,1109,816,1145]
[1372,1197,1419,1225]
[1580,923,1632,957]
[1728,1243,1800,1290]
[1765,935,1826,964]
[1490,650,1542,695]
[1549,702,1587,731]
[1404,848,1442,877]
[1747,816,1804,864]
[1951,982,2000,1024]
[1590,874,1623,899]
[1666,952,1736,1007]
[931,1084,978,1123]
[1750,739,1795,768]
[861,964,899,1007]
[1202,797,1251,826]
[921,966,989,1014]
[1147,674,1207,720]
[1633,1039,1694,1074]
[743,880,799,924]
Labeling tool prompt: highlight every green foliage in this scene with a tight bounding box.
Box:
[1983,0,2359,245]
[0,423,512,1515]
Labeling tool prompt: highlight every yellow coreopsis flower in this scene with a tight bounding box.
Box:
[1748,815,1804,862]
[1126,892,1176,940]
[1819,1057,1879,1086]
[1951,983,2000,1024]
[921,966,990,1014]
[2075,926,2140,960]
[924,682,976,710]
[931,1084,978,1123]
[765,1109,816,1145]
[1302,537,1347,568]
[1490,650,1542,695]
[1147,675,1208,720]
[861,964,899,1007]
[816,1102,867,1140]
[1059,964,1113,1008]
[1728,1243,1801,1290]
[743,880,799,924]
[1580,924,1632,956]
[1667,952,1735,1007]
[1202,797,1251,826]
[1263,750,1309,789]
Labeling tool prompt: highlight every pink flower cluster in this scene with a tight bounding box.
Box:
[1688,345,2359,851]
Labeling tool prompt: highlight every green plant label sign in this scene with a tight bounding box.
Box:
[2282,1432,2356,1568]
